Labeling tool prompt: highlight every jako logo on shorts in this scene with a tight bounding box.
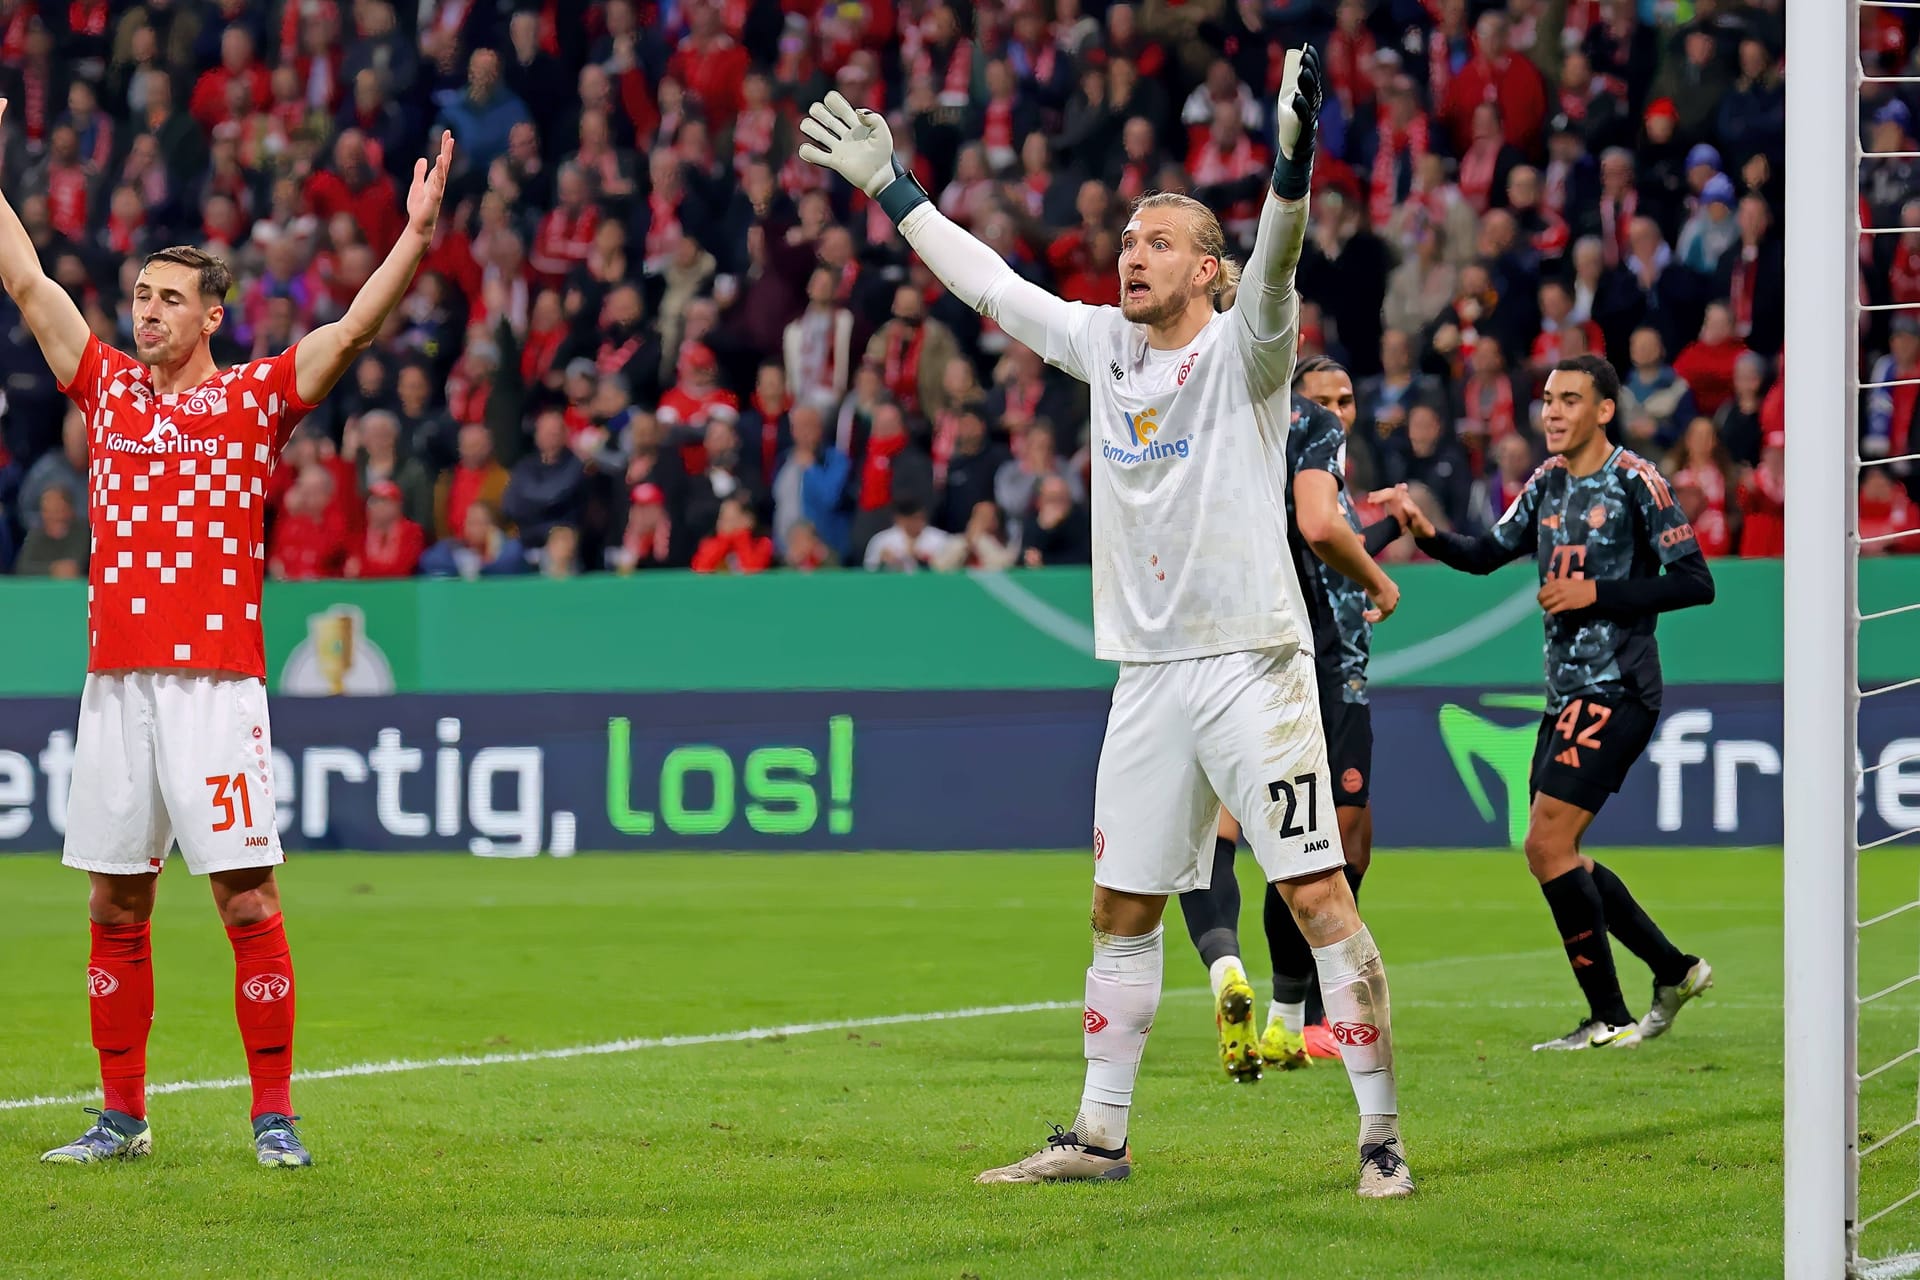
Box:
[242,974,291,1003]
[1102,407,1193,465]
[86,967,119,997]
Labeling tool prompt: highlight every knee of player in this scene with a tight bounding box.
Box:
[88,875,157,924]
[1521,827,1569,874]
[213,884,282,929]
[1278,870,1357,944]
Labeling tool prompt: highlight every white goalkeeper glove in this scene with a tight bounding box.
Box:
[798,91,900,199]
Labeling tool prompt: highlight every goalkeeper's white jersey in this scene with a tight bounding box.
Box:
[1027,304,1313,664]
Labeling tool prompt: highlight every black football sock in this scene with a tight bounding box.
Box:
[1302,864,1367,1025]
[1540,868,1634,1026]
[1178,835,1242,970]
[1589,860,1695,987]
[1264,881,1316,1005]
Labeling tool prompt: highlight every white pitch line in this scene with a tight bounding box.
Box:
[1862,1251,1920,1280]
[0,999,1083,1113]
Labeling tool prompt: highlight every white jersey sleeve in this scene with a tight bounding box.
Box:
[1229,193,1309,405]
[898,201,1315,666]
[897,203,1105,382]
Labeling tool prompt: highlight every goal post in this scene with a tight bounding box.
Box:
[1782,0,1859,1275]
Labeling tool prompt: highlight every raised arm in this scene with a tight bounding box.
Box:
[797,93,1094,380]
[1232,46,1322,368]
[294,132,454,406]
[0,100,89,386]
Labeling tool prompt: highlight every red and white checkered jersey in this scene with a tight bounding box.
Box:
[61,334,315,678]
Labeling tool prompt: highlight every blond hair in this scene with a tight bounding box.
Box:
[1130,191,1241,311]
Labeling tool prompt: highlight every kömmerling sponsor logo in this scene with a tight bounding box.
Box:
[107,432,220,457]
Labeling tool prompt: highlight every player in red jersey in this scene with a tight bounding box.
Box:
[2,97,458,1167]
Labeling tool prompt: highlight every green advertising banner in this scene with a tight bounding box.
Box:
[1,560,1911,697]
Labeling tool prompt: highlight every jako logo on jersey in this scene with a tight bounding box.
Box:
[1109,360,1124,381]
[1331,1021,1380,1047]
[108,417,220,457]
[86,966,119,998]
[1084,1008,1109,1034]
[1103,407,1192,465]
[242,974,291,1003]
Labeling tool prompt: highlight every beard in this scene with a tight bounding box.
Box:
[1120,280,1194,328]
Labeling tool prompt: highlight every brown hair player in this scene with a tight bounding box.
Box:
[1377,354,1718,1053]
[0,100,457,1168]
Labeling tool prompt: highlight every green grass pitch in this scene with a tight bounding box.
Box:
[0,847,1915,1278]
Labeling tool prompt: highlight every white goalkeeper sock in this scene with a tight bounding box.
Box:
[1270,999,1306,1034]
[1075,924,1163,1151]
[1311,925,1400,1148]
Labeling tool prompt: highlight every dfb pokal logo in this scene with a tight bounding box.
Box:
[242,974,291,1004]
[86,966,119,998]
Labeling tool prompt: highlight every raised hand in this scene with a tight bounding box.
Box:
[796,91,899,198]
[406,132,455,238]
[1276,45,1324,164]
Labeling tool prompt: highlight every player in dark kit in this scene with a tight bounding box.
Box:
[1178,357,1404,1079]
[1378,354,1717,1051]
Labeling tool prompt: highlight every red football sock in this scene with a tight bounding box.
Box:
[227,913,296,1120]
[89,919,154,1121]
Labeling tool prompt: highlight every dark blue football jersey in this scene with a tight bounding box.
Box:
[1284,395,1373,703]
[1488,446,1700,709]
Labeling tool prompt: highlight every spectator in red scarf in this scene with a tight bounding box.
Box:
[738,362,796,493]
[1673,303,1750,418]
[1457,102,1522,217]
[784,265,857,408]
[530,164,601,288]
[658,341,742,474]
[1529,279,1605,389]
[1439,11,1548,160]
[345,481,426,578]
[865,285,961,419]
[691,495,775,574]
[1736,429,1785,557]
[1457,341,1522,462]
[1715,193,1785,356]
[434,422,512,541]
[269,466,351,581]
[1505,165,1569,266]
[617,482,683,571]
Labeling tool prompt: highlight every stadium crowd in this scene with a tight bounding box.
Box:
[0,0,1899,579]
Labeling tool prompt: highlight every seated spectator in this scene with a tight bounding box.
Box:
[1021,476,1093,567]
[435,422,512,541]
[1665,418,1736,557]
[420,500,528,578]
[1715,351,1770,468]
[782,521,841,573]
[614,483,684,572]
[1676,175,1739,275]
[14,488,88,577]
[350,408,433,528]
[692,496,775,575]
[771,404,852,558]
[684,418,766,545]
[1860,469,1920,555]
[995,426,1083,544]
[866,285,963,419]
[1382,405,1473,532]
[269,466,351,580]
[864,498,956,573]
[17,407,85,535]
[538,525,580,578]
[1736,430,1786,557]
[502,409,587,549]
[344,481,425,579]
[934,501,1019,572]
[1619,327,1698,449]
[1672,303,1749,418]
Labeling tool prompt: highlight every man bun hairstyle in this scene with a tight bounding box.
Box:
[143,245,234,302]
[1130,191,1242,311]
